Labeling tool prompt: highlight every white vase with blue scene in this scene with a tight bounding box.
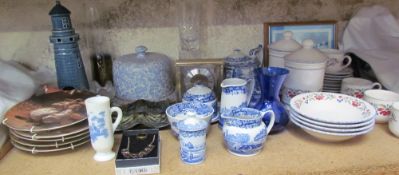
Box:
[177,117,208,164]
[85,96,123,161]
[222,107,275,156]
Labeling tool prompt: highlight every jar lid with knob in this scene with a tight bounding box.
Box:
[269,31,302,52]
[284,39,328,69]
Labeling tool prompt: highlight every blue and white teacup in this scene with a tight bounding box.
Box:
[183,85,218,122]
[166,102,214,137]
[177,117,208,164]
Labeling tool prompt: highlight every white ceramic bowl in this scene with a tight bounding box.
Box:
[289,108,375,128]
[364,89,399,123]
[290,92,376,124]
[290,114,375,142]
[389,102,399,137]
[166,102,214,137]
[290,113,374,133]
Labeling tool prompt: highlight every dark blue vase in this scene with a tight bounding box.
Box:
[252,67,289,134]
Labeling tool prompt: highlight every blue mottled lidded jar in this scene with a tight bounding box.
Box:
[113,46,174,101]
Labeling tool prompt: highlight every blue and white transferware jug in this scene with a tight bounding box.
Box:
[85,96,123,161]
[221,107,275,156]
[223,46,262,106]
[177,117,208,164]
[219,78,254,127]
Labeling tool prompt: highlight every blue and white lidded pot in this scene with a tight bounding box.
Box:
[183,85,218,122]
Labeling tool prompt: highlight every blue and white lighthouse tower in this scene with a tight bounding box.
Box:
[49,0,89,90]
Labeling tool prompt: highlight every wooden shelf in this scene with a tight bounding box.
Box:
[0,124,399,174]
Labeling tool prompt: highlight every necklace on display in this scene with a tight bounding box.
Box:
[121,134,156,159]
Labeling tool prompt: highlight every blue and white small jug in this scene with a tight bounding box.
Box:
[219,78,254,128]
[222,107,275,156]
[177,117,208,164]
[85,96,123,161]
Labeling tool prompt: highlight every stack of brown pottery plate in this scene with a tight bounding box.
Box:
[323,68,354,93]
[2,90,94,154]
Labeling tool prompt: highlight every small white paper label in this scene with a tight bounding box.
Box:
[115,165,160,175]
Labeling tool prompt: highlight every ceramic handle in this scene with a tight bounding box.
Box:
[246,79,255,106]
[392,111,398,122]
[249,44,263,58]
[372,82,382,89]
[110,107,123,133]
[342,55,352,68]
[263,110,275,134]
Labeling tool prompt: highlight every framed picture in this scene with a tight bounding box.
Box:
[263,21,337,66]
[175,59,224,101]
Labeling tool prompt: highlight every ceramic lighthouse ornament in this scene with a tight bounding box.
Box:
[49,0,89,90]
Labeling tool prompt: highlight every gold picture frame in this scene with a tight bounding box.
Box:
[175,58,224,101]
[263,20,337,66]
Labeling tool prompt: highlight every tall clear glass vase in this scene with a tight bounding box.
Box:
[177,0,202,59]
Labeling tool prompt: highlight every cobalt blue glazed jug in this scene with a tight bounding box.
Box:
[252,67,289,134]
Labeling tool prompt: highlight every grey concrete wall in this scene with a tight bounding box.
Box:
[0,0,398,84]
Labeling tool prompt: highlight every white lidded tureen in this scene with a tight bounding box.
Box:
[182,84,218,122]
[281,39,328,104]
[268,31,302,67]
[113,45,174,101]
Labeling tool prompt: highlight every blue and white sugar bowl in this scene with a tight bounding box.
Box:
[222,107,275,156]
[177,117,208,164]
[182,85,218,122]
[166,102,213,137]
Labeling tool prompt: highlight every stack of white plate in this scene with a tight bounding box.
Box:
[323,68,353,93]
[289,92,376,142]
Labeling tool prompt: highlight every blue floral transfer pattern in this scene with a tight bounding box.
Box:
[254,128,266,142]
[222,86,247,95]
[89,111,109,143]
[180,148,205,164]
[183,93,216,103]
[113,51,174,101]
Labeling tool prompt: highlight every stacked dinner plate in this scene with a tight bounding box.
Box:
[2,91,93,154]
[323,68,353,93]
[289,92,376,142]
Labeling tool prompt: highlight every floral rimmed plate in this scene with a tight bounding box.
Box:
[290,116,374,142]
[290,92,376,124]
[289,108,375,128]
[289,113,374,133]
